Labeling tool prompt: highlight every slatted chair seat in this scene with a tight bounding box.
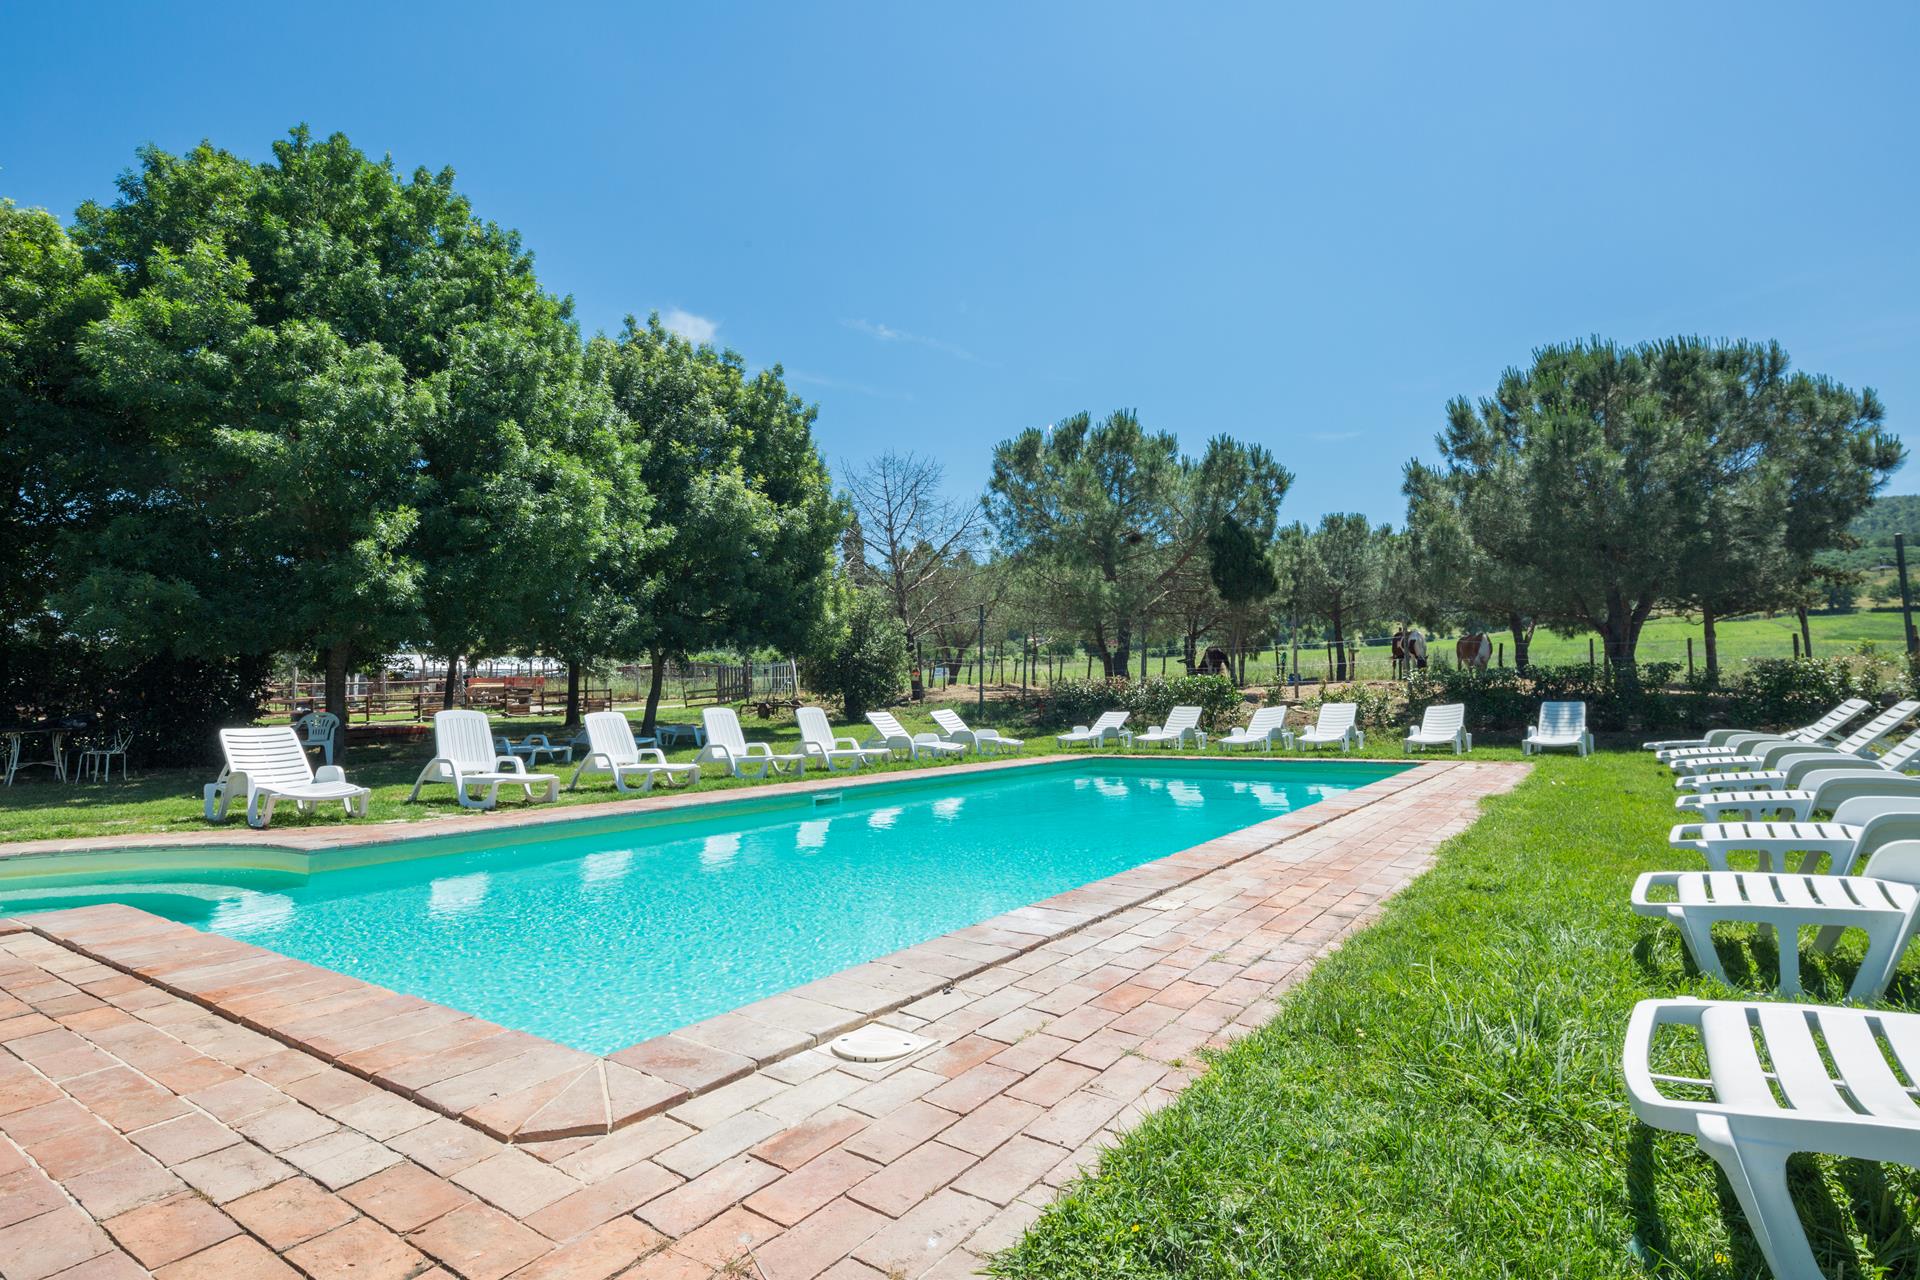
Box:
[1625,998,1920,1278]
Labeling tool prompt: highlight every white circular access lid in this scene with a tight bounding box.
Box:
[827,1026,931,1063]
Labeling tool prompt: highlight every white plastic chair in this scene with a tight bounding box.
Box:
[1057,711,1131,749]
[929,708,1024,755]
[294,710,341,765]
[1403,703,1470,754]
[408,709,560,810]
[568,712,699,793]
[1624,998,1920,1280]
[797,707,891,771]
[1522,702,1590,756]
[695,707,806,778]
[204,727,370,828]
[1216,706,1291,752]
[863,710,966,761]
[1134,706,1206,749]
[1633,837,1920,1000]
[1296,703,1363,752]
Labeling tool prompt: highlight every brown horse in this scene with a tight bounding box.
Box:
[1456,633,1493,668]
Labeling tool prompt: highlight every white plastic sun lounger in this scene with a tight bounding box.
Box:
[409,710,560,810]
[797,706,891,771]
[568,712,699,794]
[1624,997,1920,1280]
[695,707,806,778]
[863,710,966,761]
[1522,701,1590,756]
[1404,702,1471,754]
[1666,701,1920,777]
[1296,703,1363,752]
[204,727,370,828]
[1057,711,1131,748]
[1134,705,1205,749]
[1677,727,1920,796]
[929,708,1024,755]
[1216,706,1292,752]
[1643,698,1871,754]
[1675,764,1920,822]
[1632,839,1920,1000]
[1667,795,1920,876]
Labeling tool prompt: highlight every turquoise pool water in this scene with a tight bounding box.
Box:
[3,758,1403,1053]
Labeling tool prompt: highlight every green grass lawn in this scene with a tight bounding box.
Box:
[991,751,1920,1279]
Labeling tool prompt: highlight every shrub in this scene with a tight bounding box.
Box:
[1729,656,1885,730]
[800,585,908,720]
[1034,674,1242,732]
[1403,662,1714,733]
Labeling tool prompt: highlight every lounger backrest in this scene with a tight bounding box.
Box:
[1419,703,1465,736]
[1537,701,1585,735]
[219,728,315,790]
[1803,698,1872,740]
[930,708,967,736]
[1315,703,1357,734]
[434,710,500,769]
[1835,701,1920,753]
[583,712,639,765]
[867,710,909,739]
[1091,710,1128,732]
[1859,838,1920,887]
[1245,706,1288,735]
[796,707,838,751]
[702,707,748,755]
[1161,706,1201,732]
[1880,730,1920,773]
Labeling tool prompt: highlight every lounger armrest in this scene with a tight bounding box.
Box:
[744,743,775,758]
[315,765,349,785]
[636,748,669,765]
[833,736,862,750]
[1071,725,1090,735]
[494,755,528,773]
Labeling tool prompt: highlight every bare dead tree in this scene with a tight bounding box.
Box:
[843,452,986,697]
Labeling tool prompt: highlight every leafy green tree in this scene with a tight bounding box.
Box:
[1284,514,1393,681]
[802,581,909,719]
[1402,459,1551,668]
[596,317,841,732]
[1205,515,1278,682]
[986,411,1290,677]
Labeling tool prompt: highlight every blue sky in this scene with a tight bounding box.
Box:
[4,2,1916,524]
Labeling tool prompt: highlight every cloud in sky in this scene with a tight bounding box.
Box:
[788,370,914,401]
[662,307,718,344]
[843,317,978,363]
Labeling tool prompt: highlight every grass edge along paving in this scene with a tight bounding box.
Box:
[990,752,1920,1279]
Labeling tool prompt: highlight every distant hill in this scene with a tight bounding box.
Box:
[1849,494,1920,548]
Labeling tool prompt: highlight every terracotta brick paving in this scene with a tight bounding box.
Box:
[0,759,1521,1278]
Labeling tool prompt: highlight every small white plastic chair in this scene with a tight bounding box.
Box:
[929,708,1024,755]
[1625,998,1920,1280]
[294,710,341,765]
[74,727,135,782]
[1523,701,1591,756]
[204,727,370,828]
[1216,706,1291,752]
[1403,703,1470,754]
[569,712,699,793]
[695,707,806,778]
[408,710,560,810]
[797,707,891,771]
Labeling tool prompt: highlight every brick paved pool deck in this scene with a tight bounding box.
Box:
[0,757,1524,1279]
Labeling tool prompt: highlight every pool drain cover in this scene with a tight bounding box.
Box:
[828,1026,930,1063]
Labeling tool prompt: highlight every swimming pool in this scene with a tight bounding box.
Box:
[1,758,1406,1053]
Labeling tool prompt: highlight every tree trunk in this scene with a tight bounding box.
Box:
[1330,607,1347,681]
[442,654,462,710]
[907,628,924,700]
[1798,607,1813,657]
[1113,622,1132,679]
[1508,613,1532,673]
[642,649,667,736]
[564,663,582,727]
[322,644,351,762]
[1701,605,1719,686]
